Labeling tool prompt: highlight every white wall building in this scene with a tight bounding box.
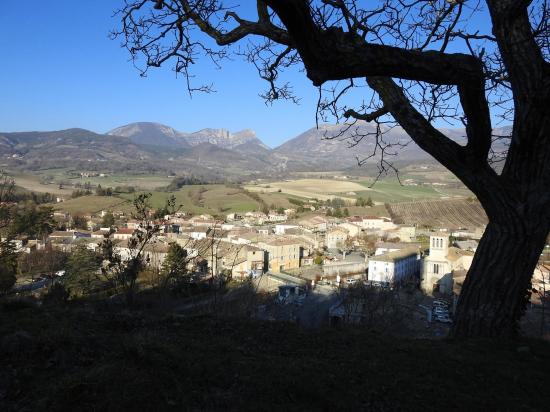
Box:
[275,224,300,235]
[338,222,362,238]
[326,227,349,249]
[368,247,421,285]
[421,234,474,295]
[359,216,396,231]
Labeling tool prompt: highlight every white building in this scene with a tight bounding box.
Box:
[275,224,300,235]
[326,227,349,249]
[359,216,396,231]
[368,247,421,285]
[268,213,288,222]
[338,222,362,238]
[421,234,474,295]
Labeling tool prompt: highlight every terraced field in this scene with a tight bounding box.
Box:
[388,199,487,229]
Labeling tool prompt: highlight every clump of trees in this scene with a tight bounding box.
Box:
[165,175,211,191]
[101,211,115,228]
[71,189,92,198]
[154,195,179,219]
[95,185,113,196]
[356,197,374,207]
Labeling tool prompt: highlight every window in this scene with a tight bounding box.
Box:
[434,263,439,274]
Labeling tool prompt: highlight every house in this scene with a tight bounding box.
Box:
[359,216,396,231]
[268,213,287,222]
[421,234,475,295]
[244,211,267,224]
[395,226,416,242]
[338,222,362,238]
[323,253,368,277]
[257,238,302,273]
[113,228,135,240]
[326,227,349,250]
[275,224,300,235]
[126,219,141,230]
[114,239,170,270]
[180,227,210,240]
[298,215,329,232]
[48,230,91,241]
[455,239,479,252]
[368,247,421,285]
[375,242,422,256]
[221,244,266,280]
[226,212,243,221]
[256,226,271,236]
[92,228,111,238]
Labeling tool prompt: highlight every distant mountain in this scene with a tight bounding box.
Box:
[272,122,431,170]
[182,128,270,150]
[107,122,190,148]
[108,122,270,151]
[0,128,161,172]
[1,122,512,179]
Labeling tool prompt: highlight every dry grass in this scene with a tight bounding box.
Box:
[1,304,550,411]
[245,179,363,202]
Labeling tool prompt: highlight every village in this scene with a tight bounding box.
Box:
[9,199,549,337]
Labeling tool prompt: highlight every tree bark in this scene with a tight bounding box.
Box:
[451,218,549,338]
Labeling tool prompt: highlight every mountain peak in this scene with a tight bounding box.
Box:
[107,122,188,148]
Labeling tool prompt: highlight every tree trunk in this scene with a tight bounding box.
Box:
[451,219,549,338]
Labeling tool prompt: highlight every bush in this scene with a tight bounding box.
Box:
[43,283,70,306]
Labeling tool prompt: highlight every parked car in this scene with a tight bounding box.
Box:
[346,278,357,285]
[434,314,453,324]
[433,299,449,307]
[433,307,449,316]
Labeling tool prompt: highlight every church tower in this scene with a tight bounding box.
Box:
[429,234,449,260]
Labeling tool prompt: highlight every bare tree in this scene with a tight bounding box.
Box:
[113,1,550,337]
[99,193,161,304]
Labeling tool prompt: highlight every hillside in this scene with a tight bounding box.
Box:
[107,122,270,151]
[107,122,190,148]
[387,199,488,229]
[0,129,161,173]
[1,304,549,411]
[2,123,512,178]
[272,122,436,170]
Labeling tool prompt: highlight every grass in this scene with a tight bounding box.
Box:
[357,178,442,203]
[10,169,173,195]
[119,185,262,215]
[245,179,364,202]
[247,178,447,204]
[51,186,310,216]
[10,172,73,196]
[51,195,135,215]
[1,304,550,411]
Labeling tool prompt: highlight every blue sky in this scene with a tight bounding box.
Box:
[0,1,499,147]
[0,1,319,147]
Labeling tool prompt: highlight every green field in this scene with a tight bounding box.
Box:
[11,169,173,195]
[119,185,261,216]
[355,179,442,203]
[247,177,449,204]
[51,195,135,215]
